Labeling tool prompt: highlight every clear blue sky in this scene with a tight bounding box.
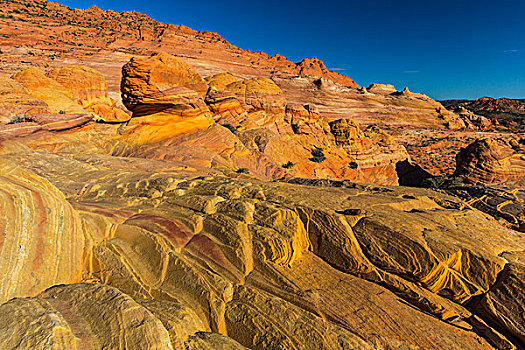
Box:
[59,0,525,100]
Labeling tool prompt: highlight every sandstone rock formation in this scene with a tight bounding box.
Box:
[450,105,493,130]
[328,119,409,182]
[221,77,287,127]
[0,0,481,174]
[120,52,213,144]
[367,83,398,94]
[293,57,360,88]
[205,72,239,90]
[205,89,246,123]
[0,283,174,349]
[0,2,524,348]
[11,67,87,115]
[446,184,525,232]
[0,159,84,303]
[444,97,524,132]
[11,66,129,123]
[47,65,130,122]
[0,74,49,124]
[0,144,523,349]
[455,137,525,184]
[116,55,409,184]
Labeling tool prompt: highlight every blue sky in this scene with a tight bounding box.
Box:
[59,0,524,100]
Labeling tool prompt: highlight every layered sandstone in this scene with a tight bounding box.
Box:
[0,2,524,348]
[0,0,484,174]
[47,65,130,122]
[0,74,49,124]
[294,57,360,88]
[0,283,173,349]
[115,55,408,184]
[444,97,525,132]
[0,159,84,303]
[454,137,525,184]
[119,52,213,144]
[222,78,287,127]
[446,184,525,232]
[0,146,523,348]
[11,67,87,115]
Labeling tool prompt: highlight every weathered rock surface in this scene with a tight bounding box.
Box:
[119,52,213,144]
[0,2,524,349]
[444,183,525,232]
[454,97,525,131]
[0,74,49,124]
[117,56,409,184]
[223,77,287,126]
[205,89,246,123]
[0,146,523,349]
[0,159,84,303]
[0,283,173,349]
[294,57,360,88]
[205,72,239,90]
[367,83,398,94]
[12,67,87,115]
[47,65,130,122]
[0,0,490,174]
[455,137,525,184]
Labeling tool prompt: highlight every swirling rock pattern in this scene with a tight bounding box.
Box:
[455,137,525,184]
[46,65,130,122]
[0,148,523,349]
[0,160,84,303]
[119,52,213,144]
[0,74,49,124]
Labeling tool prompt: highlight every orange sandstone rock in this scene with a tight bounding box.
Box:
[12,67,87,115]
[294,57,360,88]
[119,52,213,144]
[0,74,49,124]
[45,65,130,122]
[0,160,84,303]
[454,137,525,184]
[205,72,239,90]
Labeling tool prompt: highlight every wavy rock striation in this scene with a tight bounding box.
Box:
[0,149,523,348]
[455,137,525,184]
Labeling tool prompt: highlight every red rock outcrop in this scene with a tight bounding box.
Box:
[458,97,525,131]
[469,97,525,113]
[454,137,525,184]
[205,90,246,123]
[119,52,213,144]
[205,72,239,90]
[12,67,88,115]
[294,57,360,88]
[47,65,130,122]
[0,74,49,124]
[222,78,287,127]
[0,0,487,175]
[328,119,409,182]
[447,105,492,130]
[0,0,358,94]
[367,83,398,94]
